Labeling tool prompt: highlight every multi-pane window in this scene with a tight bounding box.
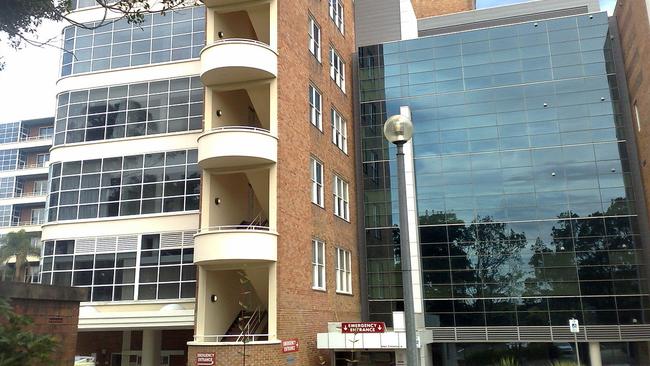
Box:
[312,239,326,290]
[0,205,11,226]
[329,0,344,34]
[70,0,97,9]
[309,84,323,130]
[0,178,14,199]
[47,149,200,222]
[34,180,48,195]
[310,157,324,207]
[39,232,196,302]
[54,77,203,146]
[309,16,321,61]
[335,247,352,294]
[0,150,18,171]
[61,6,205,76]
[31,208,45,224]
[331,108,347,153]
[39,127,54,139]
[0,123,20,143]
[330,48,346,92]
[333,175,349,221]
[36,153,50,167]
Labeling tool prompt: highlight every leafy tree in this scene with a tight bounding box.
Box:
[0,0,195,69]
[0,230,39,282]
[0,297,58,366]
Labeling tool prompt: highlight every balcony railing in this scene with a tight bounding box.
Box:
[19,135,52,142]
[196,225,270,233]
[15,191,47,198]
[10,219,45,227]
[17,162,47,170]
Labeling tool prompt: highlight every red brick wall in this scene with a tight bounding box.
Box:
[615,0,650,222]
[411,0,475,18]
[188,343,296,366]
[9,298,81,366]
[275,0,361,363]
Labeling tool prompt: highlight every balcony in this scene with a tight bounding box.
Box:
[200,39,277,86]
[194,226,277,265]
[198,127,277,170]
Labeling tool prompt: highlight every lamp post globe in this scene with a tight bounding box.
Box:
[383,114,413,144]
[383,113,419,366]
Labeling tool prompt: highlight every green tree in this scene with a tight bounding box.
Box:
[0,297,58,366]
[0,230,39,282]
[0,0,195,69]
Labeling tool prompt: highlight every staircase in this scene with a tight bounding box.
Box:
[221,308,268,342]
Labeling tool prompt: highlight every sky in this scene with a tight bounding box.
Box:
[0,0,619,124]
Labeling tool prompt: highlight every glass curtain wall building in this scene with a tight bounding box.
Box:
[359,9,650,365]
[0,118,53,282]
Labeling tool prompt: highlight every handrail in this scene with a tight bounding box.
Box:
[237,307,263,343]
[193,334,270,343]
[206,126,271,134]
[197,225,270,233]
[210,38,272,49]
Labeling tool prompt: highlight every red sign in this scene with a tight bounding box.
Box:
[196,352,215,366]
[341,322,386,333]
[281,339,300,353]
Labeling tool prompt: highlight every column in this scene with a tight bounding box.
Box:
[589,342,602,366]
[141,329,162,366]
[121,331,131,366]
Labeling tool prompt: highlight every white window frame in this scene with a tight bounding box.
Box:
[311,157,324,207]
[33,180,48,195]
[329,0,344,34]
[330,48,346,92]
[312,239,326,290]
[331,108,347,153]
[333,175,349,221]
[335,247,352,294]
[309,16,321,62]
[309,84,323,130]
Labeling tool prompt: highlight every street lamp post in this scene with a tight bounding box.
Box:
[383,114,419,366]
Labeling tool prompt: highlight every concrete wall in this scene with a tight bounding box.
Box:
[418,0,600,36]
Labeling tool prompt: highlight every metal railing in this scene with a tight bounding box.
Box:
[193,333,270,343]
[19,135,52,142]
[207,126,271,134]
[17,162,47,170]
[11,219,45,227]
[210,38,272,49]
[15,191,47,198]
[196,225,270,234]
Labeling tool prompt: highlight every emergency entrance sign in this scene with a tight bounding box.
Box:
[196,352,215,366]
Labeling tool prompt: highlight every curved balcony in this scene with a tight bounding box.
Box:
[200,39,277,86]
[197,127,277,170]
[193,226,278,265]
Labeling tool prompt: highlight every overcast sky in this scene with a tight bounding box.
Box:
[0,0,618,124]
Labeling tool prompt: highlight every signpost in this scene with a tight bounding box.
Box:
[281,339,300,353]
[341,322,386,333]
[196,352,215,366]
[569,318,581,366]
